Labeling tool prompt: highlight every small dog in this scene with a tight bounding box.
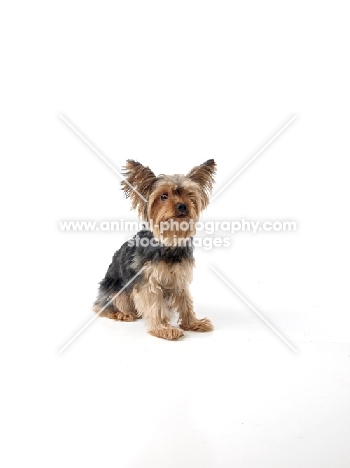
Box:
[93,159,216,340]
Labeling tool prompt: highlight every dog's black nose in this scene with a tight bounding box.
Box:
[176,203,187,213]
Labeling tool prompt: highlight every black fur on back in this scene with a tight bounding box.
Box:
[94,230,194,308]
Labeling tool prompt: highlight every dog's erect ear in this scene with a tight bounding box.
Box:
[121,160,157,220]
[187,159,216,209]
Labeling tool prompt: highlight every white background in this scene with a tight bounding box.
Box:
[1,1,350,467]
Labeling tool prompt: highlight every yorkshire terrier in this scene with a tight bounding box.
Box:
[93,159,216,340]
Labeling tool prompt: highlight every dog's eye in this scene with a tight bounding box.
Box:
[160,193,168,201]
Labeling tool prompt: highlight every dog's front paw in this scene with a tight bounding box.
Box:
[180,318,213,332]
[149,326,184,340]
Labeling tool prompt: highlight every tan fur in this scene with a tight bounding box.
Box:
[171,285,214,332]
[93,291,139,321]
[112,291,140,317]
[129,260,212,339]
[121,160,157,220]
[148,179,201,243]
[186,159,216,209]
[114,159,217,340]
[92,305,137,322]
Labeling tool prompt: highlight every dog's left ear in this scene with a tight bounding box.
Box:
[187,159,216,209]
[121,160,157,220]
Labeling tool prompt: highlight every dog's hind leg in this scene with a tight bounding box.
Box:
[93,291,139,322]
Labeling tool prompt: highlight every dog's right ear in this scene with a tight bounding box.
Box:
[187,159,216,210]
[121,160,157,220]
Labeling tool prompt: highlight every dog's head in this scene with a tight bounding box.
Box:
[121,159,216,243]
